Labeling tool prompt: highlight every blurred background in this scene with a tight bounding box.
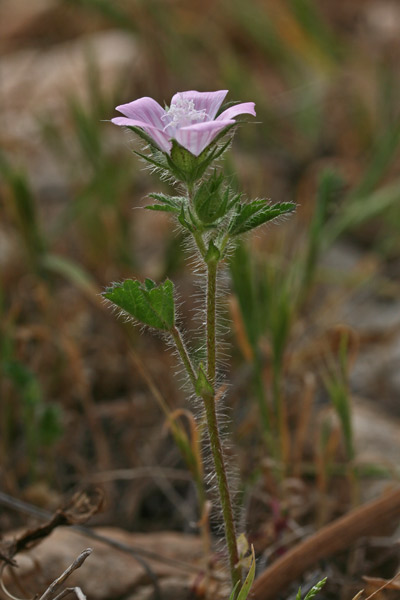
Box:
[1,0,400,589]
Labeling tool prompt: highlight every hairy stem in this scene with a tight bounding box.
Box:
[204,260,242,591]
[206,261,218,384]
[170,325,197,389]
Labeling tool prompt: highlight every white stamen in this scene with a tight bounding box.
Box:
[162,97,207,131]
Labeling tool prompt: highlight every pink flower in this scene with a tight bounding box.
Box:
[112,90,256,157]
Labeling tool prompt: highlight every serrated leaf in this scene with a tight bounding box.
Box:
[147,193,183,213]
[148,193,183,206]
[103,278,175,331]
[145,204,178,213]
[144,278,156,290]
[229,201,296,235]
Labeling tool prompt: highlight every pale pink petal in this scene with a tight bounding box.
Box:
[170,90,228,120]
[111,117,172,153]
[216,102,256,121]
[115,97,166,129]
[174,120,235,156]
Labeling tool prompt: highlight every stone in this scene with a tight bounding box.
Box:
[2,527,204,600]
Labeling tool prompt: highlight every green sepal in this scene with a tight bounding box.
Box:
[202,135,233,164]
[127,124,237,186]
[126,126,163,152]
[197,123,237,159]
[195,363,214,399]
[167,125,237,185]
[103,278,175,331]
[170,140,198,173]
[229,200,296,236]
[191,134,235,183]
[217,101,242,117]
[205,240,221,265]
[134,149,169,171]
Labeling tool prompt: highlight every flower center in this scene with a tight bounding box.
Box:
[162,97,207,131]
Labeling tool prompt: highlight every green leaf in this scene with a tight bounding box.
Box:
[229,582,240,600]
[145,204,178,213]
[146,193,183,214]
[303,578,327,600]
[205,240,221,265]
[229,200,296,235]
[235,545,256,600]
[297,578,328,600]
[193,171,236,225]
[178,206,195,232]
[195,363,214,399]
[103,278,175,331]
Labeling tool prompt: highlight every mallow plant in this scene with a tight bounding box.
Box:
[105,90,295,597]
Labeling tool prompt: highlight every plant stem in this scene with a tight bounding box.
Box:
[170,325,197,389]
[204,259,242,591]
[206,260,218,385]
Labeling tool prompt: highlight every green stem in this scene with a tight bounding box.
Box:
[170,325,197,389]
[204,259,242,591]
[187,188,241,589]
[206,261,218,384]
[186,185,207,258]
[203,396,241,590]
[193,229,207,258]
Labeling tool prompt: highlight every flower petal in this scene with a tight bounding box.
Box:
[111,117,172,153]
[174,120,235,156]
[170,90,228,120]
[115,97,166,129]
[216,102,256,121]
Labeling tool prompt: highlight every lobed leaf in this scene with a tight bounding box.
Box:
[103,278,175,331]
[229,200,296,235]
[146,193,183,214]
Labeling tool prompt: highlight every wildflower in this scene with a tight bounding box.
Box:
[112,90,255,157]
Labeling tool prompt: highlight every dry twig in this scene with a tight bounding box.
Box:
[251,487,400,600]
